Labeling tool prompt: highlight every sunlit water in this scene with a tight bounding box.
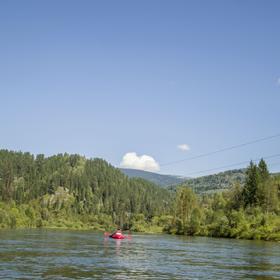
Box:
[0,229,279,279]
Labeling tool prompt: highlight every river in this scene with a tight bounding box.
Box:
[0,229,279,279]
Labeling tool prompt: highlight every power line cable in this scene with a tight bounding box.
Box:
[161,133,280,167]
[184,153,280,176]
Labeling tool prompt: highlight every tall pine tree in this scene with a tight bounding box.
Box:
[242,161,259,206]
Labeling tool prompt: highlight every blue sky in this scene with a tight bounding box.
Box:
[0,0,279,176]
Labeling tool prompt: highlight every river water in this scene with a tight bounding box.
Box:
[0,229,279,279]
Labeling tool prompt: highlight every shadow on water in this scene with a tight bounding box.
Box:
[0,229,280,279]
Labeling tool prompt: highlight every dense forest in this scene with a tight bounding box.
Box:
[0,149,279,241]
[0,150,172,232]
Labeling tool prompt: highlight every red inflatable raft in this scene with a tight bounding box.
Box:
[110,232,125,239]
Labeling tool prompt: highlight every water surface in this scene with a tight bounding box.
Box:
[0,229,279,279]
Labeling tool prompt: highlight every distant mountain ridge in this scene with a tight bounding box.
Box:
[181,169,279,193]
[120,167,247,193]
[120,167,279,194]
[120,168,187,187]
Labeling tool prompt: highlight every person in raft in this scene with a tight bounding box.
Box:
[111,228,122,237]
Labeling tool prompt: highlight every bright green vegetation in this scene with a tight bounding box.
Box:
[165,159,280,241]
[0,150,280,241]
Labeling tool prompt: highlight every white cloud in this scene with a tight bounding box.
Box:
[120,152,160,172]
[177,144,190,151]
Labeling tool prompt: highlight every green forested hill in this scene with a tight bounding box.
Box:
[182,169,246,193]
[120,168,187,187]
[180,169,280,194]
[0,150,173,230]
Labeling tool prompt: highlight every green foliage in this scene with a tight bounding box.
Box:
[242,161,259,206]
[164,160,280,241]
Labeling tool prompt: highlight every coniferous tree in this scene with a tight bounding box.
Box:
[258,158,269,182]
[242,161,259,207]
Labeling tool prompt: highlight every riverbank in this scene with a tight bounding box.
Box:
[1,201,280,241]
[1,217,280,242]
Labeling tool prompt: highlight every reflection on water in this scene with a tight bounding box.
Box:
[103,236,124,255]
[0,229,280,279]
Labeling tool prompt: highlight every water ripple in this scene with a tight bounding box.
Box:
[0,230,280,279]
